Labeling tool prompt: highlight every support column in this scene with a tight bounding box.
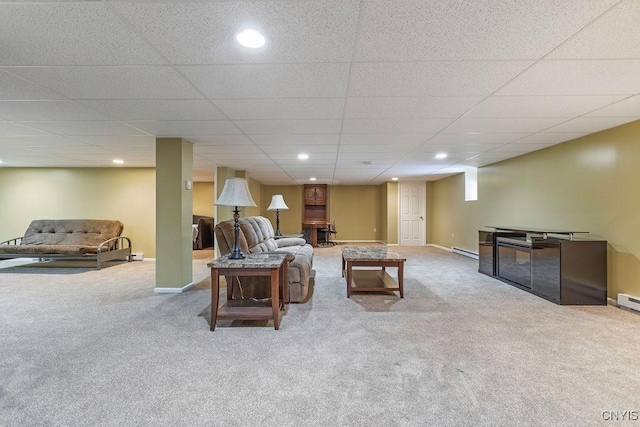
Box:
[155,138,193,293]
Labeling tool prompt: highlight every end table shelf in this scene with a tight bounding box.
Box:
[208,253,290,331]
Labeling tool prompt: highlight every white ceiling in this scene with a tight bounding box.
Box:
[1,0,639,185]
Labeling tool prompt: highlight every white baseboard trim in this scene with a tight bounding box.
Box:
[154,282,194,294]
[142,258,156,262]
[427,244,452,252]
[386,243,399,246]
[452,246,479,260]
[608,297,618,306]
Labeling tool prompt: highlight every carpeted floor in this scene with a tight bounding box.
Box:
[1,244,639,426]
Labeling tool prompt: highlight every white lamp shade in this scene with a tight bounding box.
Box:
[215,178,257,207]
[267,194,289,211]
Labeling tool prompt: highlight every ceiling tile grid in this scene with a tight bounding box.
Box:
[0,0,639,184]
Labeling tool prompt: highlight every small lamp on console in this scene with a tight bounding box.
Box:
[215,178,257,259]
[267,194,289,236]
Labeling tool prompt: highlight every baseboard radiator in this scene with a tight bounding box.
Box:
[452,246,479,260]
[617,294,640,313]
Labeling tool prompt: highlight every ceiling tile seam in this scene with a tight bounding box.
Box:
[334,0,375,185]
[102,0,297,182]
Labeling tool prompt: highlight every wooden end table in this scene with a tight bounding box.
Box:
[208,253,289,331]
[342,246,406,298]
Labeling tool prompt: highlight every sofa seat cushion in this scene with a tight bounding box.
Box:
[0,244,94,255]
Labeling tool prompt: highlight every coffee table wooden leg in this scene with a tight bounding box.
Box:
[398,261,404,298]
[271,268,280,330]
[211,268,220,331]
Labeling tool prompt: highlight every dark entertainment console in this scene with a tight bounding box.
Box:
[479,226,607,305]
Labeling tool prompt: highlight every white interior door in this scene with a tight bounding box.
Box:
[399,181,426,246]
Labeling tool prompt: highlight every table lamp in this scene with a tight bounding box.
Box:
[267,194,289,236]
[215,178,257,259]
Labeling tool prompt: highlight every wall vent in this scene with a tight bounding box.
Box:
[452,246,479,260]
[617,293,640,313]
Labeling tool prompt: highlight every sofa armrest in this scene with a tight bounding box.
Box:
[276,237,307,248]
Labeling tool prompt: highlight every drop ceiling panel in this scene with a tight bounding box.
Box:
[179,64,350,98]
[337,152,405,161]
[356,0,619,61]
[260,145,336,155]
[342,118,452,134]
[0,121,47,136]
[348,61,533,97]
[7,67,203,99]
[339,134,429,145]
[493,143,555,153]
[511,132,589,145]
[585,95,640,117]
[339,144,418,153]
[544,117,639,133]
[80,100,226,121]
[250,134,340,146]
[466,95,626,118]
[548,0,640,60]
[0,101,114,121]
[496,60,640,96]
[128,121,240,136]
[426,133,530,145]
[71,135,156,146]
[344,96,482,119]
[235,119,341,135]
[0,3,164,66]
[444,117,567,134]
[193,145,264,155]
[187,135,255,146]
[0,135,88,147]
[215,98,344,120]
[413,144,499,153]
[15,121,145,136]
[0,70,65,100]
[113,0,360,64]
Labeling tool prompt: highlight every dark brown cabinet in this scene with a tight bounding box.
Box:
[479,227,607,305]
[304,184,327,205]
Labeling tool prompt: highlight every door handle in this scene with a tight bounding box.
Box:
[420,216,424,220]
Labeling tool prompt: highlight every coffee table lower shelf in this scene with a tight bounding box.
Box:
[348,270,402,296]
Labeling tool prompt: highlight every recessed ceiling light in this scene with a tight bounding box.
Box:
[435,153,448,160]
[298,153,309,160]
[309,177,317,181]
[391,177,398,181]
[236,29,265,48]
[113,159,124,165]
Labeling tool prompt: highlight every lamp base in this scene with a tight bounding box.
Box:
[275,230,282,237]
[228,251,246,260]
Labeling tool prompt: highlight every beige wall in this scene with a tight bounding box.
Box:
[386,182,399,245]
[328,185,381,241]
[260,185,304,235]
[431,120,640,298]
[193,182,215,218]
[0,167,156,256]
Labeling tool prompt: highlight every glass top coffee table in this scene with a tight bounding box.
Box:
[341,246,406,298]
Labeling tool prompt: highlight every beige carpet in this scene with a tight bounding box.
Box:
[1,245,639,426]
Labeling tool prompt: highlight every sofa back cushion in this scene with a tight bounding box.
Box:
[214,216,278,255]
[21,220,124,247]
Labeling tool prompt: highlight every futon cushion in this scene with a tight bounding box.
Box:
[20,220,123,247]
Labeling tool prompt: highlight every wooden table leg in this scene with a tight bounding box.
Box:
[346,261,352,298]
[271,267,280,330]
[211,268,220,331]
[398,261,404,298]
[341,254,345,277]
[227,275,234,300]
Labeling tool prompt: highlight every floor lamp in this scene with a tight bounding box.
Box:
[215,178,257,259]
[267,194,289,236]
